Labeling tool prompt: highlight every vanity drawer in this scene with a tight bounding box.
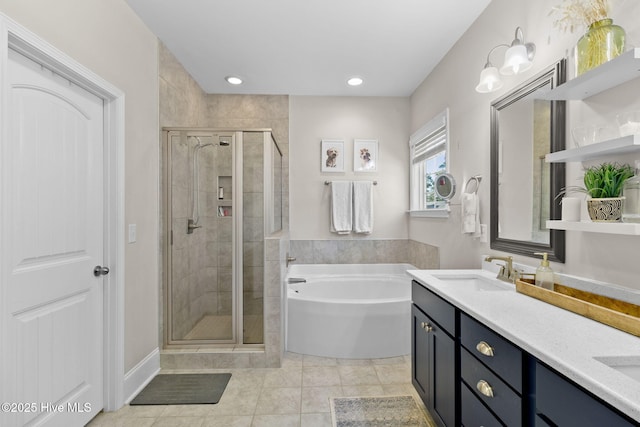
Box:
[536,362,635,427]
[535,414,553,427]
[412,280,455,335]
[461,312,522,392]
[461,381,502,427]
[461,348,521,427]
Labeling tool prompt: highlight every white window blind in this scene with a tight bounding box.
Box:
[412,126,446,164]
[409,109,449,216]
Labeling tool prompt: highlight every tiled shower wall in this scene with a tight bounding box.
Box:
[289,239,439,269]
[159,41,290,368]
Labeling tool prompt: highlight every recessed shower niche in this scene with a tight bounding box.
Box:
[162,129,283,348]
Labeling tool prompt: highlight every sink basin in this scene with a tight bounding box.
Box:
[594,356,640,383]
[431,274,512,291]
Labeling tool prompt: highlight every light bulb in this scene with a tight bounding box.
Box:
[500,44,532,75]
[225,76,243,85]
[475,66,503,93]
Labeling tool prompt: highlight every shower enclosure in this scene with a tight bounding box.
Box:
[163,128,283,347]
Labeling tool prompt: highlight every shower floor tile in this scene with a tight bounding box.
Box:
[183,315,263,342]
[184,315,233,340]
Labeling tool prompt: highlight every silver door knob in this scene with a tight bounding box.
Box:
[94,266,110,277]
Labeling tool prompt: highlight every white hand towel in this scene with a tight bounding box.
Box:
[330,180,352,234]
[353,181,373,234]
[461,193,479,234]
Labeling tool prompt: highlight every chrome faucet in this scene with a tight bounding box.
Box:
[286,253,297,268]
[484,255,518,283]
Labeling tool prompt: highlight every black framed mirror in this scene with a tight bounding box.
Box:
[490,59,566,262]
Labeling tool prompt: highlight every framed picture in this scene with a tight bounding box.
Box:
[321,139,345,172]
[354,139,378,172]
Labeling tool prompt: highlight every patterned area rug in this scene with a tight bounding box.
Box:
[330,395,429,427]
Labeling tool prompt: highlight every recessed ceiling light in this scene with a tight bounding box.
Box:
[347,77,363,86]
[225,76,243,85]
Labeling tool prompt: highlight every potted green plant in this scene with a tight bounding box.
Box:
[560,162,634,222]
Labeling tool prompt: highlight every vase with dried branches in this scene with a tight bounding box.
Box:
[550,0,625,76]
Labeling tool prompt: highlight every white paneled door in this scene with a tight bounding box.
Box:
[2,48,105,426]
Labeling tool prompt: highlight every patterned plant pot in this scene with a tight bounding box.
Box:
[587,197,625,222]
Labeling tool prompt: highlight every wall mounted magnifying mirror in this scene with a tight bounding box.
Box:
[435,173,456,200]
[490,59,566,262]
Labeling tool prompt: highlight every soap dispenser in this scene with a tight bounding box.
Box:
[534,252,554,290]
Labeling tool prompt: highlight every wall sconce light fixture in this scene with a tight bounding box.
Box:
[475,27,536,93]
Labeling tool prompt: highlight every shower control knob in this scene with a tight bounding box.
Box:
[94,266,110,277]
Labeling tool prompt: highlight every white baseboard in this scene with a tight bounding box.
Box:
[123,347,160,404]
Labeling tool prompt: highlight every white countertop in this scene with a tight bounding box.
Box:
[408,268,640,422]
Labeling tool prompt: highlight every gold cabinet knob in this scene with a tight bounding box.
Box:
[476,379,494,398]
[420,322,433,332]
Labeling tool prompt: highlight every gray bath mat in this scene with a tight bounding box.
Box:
[330,395,428,427]
[130,373,231,405]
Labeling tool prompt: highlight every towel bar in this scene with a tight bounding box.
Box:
[325,180,377,185]
[464,176,481,194]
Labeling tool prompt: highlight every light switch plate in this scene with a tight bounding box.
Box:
[480,224,488,243]
[128,224,137,243]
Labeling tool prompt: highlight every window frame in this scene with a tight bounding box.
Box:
[409,108,451,218]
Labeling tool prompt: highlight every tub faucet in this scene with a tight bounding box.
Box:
[288,278,306,284]
[286,253,296,268]
[484,255,518,283]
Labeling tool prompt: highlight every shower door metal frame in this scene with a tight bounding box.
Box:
[163,129,241,347]
[162,128,272,349]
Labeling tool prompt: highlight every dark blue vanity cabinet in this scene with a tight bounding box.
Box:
[411,281,457,427]
[411,279,638,427]
[460,313,527,426]
[535,362,636,427]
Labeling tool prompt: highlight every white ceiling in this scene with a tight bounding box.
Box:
[126,0,491,97]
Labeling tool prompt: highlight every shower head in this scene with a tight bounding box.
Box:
[190,136,214,149]
[191,137,215,152]
[193,143,214,152]
[219,136,231,146]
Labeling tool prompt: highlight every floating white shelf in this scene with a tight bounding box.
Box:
[547,220,640,235]
[546,134,640,163]
[543,48,640,100]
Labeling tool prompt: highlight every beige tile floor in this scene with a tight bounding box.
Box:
[87,352,436,427]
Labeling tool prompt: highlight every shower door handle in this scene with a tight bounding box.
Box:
[94,266,110,277]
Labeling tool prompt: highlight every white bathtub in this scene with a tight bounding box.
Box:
[286,263,414,359]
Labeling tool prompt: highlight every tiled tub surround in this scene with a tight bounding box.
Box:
[409,267,640,422]
[289,239,439,269]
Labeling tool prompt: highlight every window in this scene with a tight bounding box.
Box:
[410,109,450,217]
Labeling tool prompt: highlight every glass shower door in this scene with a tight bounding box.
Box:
[166,131,235,344]
[241,132,264,344]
